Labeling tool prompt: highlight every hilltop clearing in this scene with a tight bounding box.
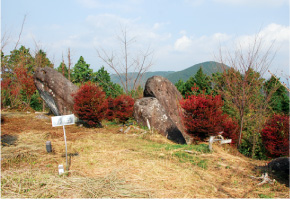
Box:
[1,112,289,198]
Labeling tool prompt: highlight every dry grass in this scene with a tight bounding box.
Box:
[1,112,289,198]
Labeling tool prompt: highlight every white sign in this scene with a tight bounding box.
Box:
[220,139,232,144]
[52,114,75,172]
[51,114,75,127]
[58,165,64,175]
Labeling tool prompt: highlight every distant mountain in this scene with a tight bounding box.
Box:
[110,71,175,89]
[165,61,227,84]
[110,61,229,89]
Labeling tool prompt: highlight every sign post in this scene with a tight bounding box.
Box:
[51,114,75,172]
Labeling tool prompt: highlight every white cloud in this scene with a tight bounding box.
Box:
[235,23,290,51]
[153,23,160,30]
[174,35,193,51]
[169,23,289,73]
[174,32,232,52]
[259,23,290,43]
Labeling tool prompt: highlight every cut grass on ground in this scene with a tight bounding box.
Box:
[1,112,289,198]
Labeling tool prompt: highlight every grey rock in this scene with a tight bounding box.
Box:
[34,67,79,116]
[143,76,192,143]
[268,157,289,174]
[133,97,186,144]
[35,114,49,120]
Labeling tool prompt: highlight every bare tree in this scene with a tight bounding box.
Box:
[268,70,290,92]
[97,27,153,94]
[67,48,72,81]
[14,14,27,50]
[217,35,280,150]
[1,30,11,52]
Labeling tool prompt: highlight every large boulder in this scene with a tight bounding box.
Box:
[34,67,79,116]
[143,76,184,133]
[133,97,186,144]
[267,157,289,175]
[143,76,192,143]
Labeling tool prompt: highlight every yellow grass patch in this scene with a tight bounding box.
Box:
[1,112,289,198]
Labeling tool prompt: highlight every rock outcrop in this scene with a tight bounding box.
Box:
[268,157,289,175]
[34,67,79,116]
[143,76,184,133]
[133,76,192,144]
[133,97,186,144]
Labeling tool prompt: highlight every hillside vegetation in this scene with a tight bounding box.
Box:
[109,61,227,87]
[110,71,175,89]
[165,61,227,84]
[1,112,289,198]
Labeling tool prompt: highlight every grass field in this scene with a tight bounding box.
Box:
[1,111,289,198]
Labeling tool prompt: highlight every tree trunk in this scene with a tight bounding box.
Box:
[251,133,257,158]
[237,114,244,149]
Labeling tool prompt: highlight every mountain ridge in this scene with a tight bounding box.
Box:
[110,61,228,88]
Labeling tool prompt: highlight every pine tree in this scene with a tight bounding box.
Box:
[181,67,212,97]
[93,66,123,98]
[35,49,53,69]
[194,67,212,94]
[265,76,289,114]
[71,56,93,84]
[56,62,69,78]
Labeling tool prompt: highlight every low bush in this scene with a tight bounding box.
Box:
[180,93,238,142]
[261,114,289,157]
[107,94,134,123]
[72,82,108,127]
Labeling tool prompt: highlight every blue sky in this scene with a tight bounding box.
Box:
[1,0,289,79]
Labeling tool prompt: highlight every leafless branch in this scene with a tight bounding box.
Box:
[67,48,72,81]
[97,26,153,94]
[216,34,279,150]
[1,30,11,52]
[14,14,27,50]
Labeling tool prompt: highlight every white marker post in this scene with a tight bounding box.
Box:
[52,114,75,172]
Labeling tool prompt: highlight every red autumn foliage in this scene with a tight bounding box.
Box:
[261,114,289,157]
[72,82,108,127]
[221,117,239,145]
[180,93,238,141]
[1,77,11,89]
[15,66,36,103]
[107,94,134,123]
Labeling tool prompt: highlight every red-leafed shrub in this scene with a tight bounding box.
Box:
[109,94,134,123]
[15,66,36,105]
[72,82,108,127]
[221,117,239,144]
[261,114,289,157]
[180,94,238,141]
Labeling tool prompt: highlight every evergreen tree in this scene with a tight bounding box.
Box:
[35,49,53,68]
[93,66,123,98]
[8,46,34,73]
[180,67,212,97]
[71,56,93,84]
[265,76,289,114]
[175,79,185,95]
[194,67,212,94]
[56,62,69,78]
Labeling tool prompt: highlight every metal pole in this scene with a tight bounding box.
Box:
[63,125,68,171]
